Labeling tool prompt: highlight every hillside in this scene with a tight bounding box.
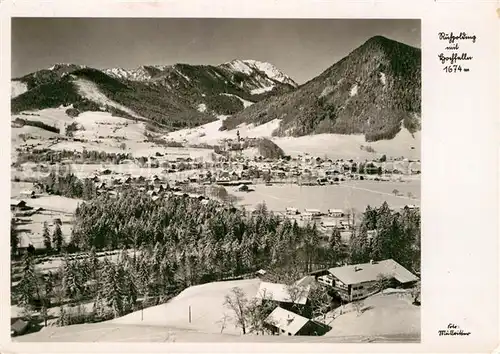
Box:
[222,36,421,142]
[12,61,297,131]
[14,281,419,343]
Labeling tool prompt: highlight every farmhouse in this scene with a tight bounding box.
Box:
[328,209,344,218]
[255,281,310,310]
[301,209,321,220]
[320,220,341,231]
[10,199,28,212]
[285,207,299,215]
[313,259,418,302]
[264,307,329,336]
[304,208,321,216]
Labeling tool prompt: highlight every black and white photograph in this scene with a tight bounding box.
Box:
[9,16,423,343]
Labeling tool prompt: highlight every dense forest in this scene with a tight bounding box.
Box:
[13,188,420,327]
[38,172,98,200]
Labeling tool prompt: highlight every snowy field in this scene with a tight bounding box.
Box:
[14,323,419,342]
[15,283,419,343]
[11,195,82,214]
[230,179,420,212]
[163,117,280,145]
[15,210,73,249]
[324,290,420,338]
[14,323,418,342]
[11,108,214,160]
[163,117,420,160]
[12,106,420,163]
[275,129,420,161]
[112,278,262,335]
[11,184,82,249]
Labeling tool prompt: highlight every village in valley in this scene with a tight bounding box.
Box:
[10,130,421,341]
[10,19,421,343]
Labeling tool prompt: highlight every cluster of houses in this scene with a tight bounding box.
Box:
[254,258,419,336]
[86,148,420,189]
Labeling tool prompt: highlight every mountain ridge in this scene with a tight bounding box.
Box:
[11,36,421,143]
[11,60,297,131]
[222,36,421,142]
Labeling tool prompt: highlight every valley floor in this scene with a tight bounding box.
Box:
[231,179,420,212]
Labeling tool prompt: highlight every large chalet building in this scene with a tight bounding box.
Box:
[311,259,418,302]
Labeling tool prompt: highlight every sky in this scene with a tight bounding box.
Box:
[12,18,420,84]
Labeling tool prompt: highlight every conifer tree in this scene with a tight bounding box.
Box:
[43,222,52,250]
[18,252,37,309]
[53,223,64,252]
[11,217,19,256]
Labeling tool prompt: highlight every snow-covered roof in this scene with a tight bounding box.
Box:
[255,281,310,305]
[328,259,418,286]
[294,276,316,288]
[321,221,338,228]
[304,208,321,214]
[10,199,25,206]
[264,307,309,335]
[328,209,344,214]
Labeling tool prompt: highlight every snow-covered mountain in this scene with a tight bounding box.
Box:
[218,59,298,95]
[220,59,298,88]
[224,36,421,142]
[102,60,298,96]
[11,59,297,131]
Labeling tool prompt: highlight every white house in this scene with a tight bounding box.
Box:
[285,207,299,215]
[264,307,311,336]
[328,209,344,218]
[303,209,321,219]
[255,281,310,306]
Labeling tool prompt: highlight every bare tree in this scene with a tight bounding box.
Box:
[351,300,365,317]
[376,274,392,292]
[411,281,421,305]
[40,304,49,327]
[217,312,231,334]
[285,283,310,312]
[392,189,399,196]
[345,207,358,228]
[308,283,332,321]
[246,297,277,335]
[223,287,249,335]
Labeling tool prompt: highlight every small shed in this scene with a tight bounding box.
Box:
[264,307,329,336]
[11,318,29,337]
[255,269,267,277]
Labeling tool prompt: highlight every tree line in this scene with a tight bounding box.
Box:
[39,172,98,200]
[16,149,133,165]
